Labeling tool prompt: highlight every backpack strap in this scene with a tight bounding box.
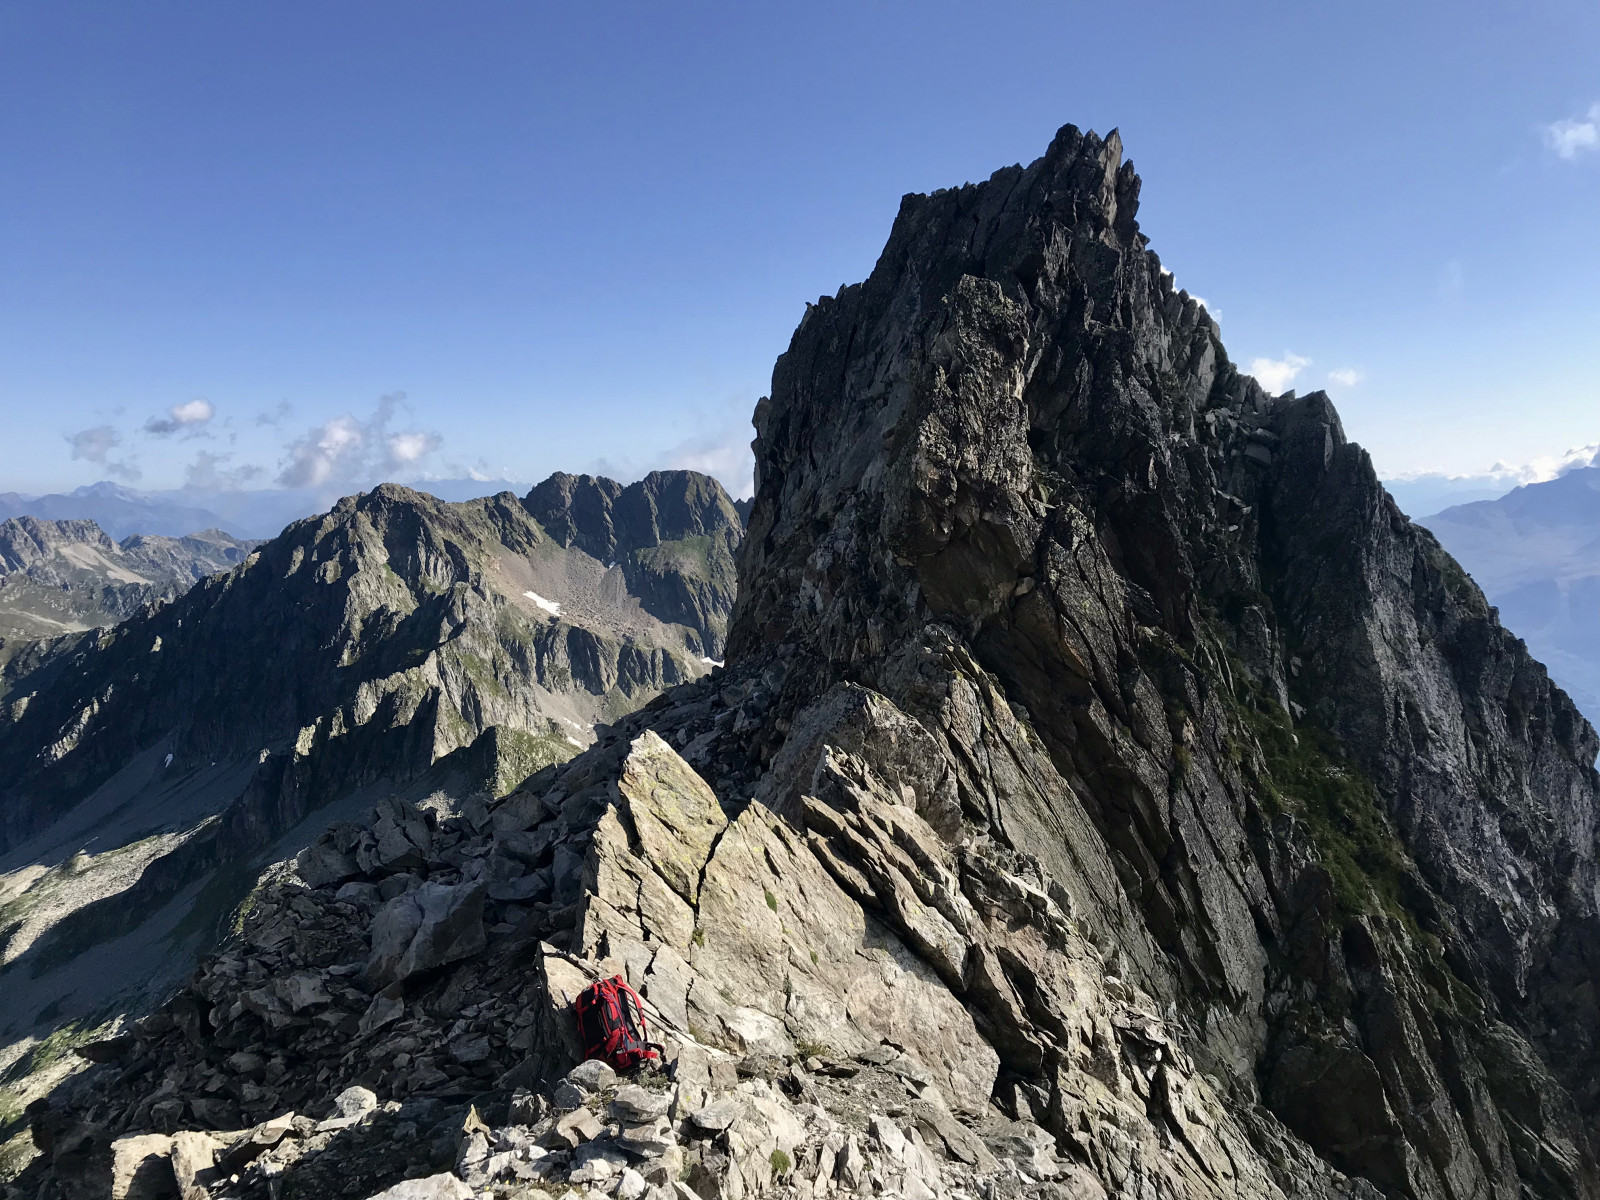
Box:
[614,978,664,1059]
[614,978,650,1037]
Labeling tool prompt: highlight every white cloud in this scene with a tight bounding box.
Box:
[1247,353,1311,395]
[183,450,264,491]
[66,425,120,463]
[1328,368,1362,387]
[276,393,443,491]
[1543,102,1600,159]
[65,425,141,481]
[1489,442,1600,486]
[388,431,442,464]
[1190,296,1221,322]
[1388,442,1600,489]
[661,430,755,500]
[144,398,215,436]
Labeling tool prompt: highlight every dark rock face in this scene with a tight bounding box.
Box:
[729,124,1600,1197]
[525,470,741,657]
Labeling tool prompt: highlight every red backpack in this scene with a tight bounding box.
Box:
[575,975,662,1070]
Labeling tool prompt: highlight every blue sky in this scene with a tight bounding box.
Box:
[1,0,1596,503]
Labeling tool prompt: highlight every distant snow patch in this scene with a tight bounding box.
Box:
[566,736,584,748]
[523,591,562,616]
[701,657,724,667]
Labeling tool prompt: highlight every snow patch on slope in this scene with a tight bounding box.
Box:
[522,591,561,617]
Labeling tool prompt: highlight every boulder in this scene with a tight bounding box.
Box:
[611,1084,670,1121]
[530,946,596,1081]
[295,840,359,888]
[615,730,727,903]
[168,1131,222,1196]
[365,880,486,986]
[362,1173,473,1200]
[567,1059,618,1093]
[316,1085,378,1132]
[110,1134,176,1200]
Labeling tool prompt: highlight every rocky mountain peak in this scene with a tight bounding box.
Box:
[730,122,1217,667]
[723,120,1600,1197]
[527,470,742,657]
[0,473,740,1111]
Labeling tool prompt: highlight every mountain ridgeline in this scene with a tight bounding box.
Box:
[0,472,740,1094]
[1422,464,1600,721]
[11,125,1600,1200]
[524,470,743,661]
[0,518,259,643]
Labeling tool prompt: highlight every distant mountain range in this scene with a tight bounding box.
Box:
[0,478,530,541]
[1380,474,1518,517]
[0,518,259,645]
[1421,465,1600,720]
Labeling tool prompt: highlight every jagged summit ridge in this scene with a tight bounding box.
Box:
[729,121,1600,1197]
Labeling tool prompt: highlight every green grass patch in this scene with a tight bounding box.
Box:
[0,1127,36,1184]
[0,1020,109,1088]
[0,1090,21,1134]
[1227,677,1410,922]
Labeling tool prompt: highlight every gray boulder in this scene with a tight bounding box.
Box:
[365,880,486,987]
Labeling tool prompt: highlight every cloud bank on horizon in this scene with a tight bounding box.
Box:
[56,390,760,504]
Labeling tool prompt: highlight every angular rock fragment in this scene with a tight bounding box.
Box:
[110,1134,177,1200]
[365,880,486,986]
[611,1084,670,1122]
[362,1173,473,1200]
[615,730,727,903]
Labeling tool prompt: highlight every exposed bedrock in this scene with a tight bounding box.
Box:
[726,122,1600,1198]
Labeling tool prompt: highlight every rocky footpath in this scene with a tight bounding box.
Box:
[10,122,1600,1200]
